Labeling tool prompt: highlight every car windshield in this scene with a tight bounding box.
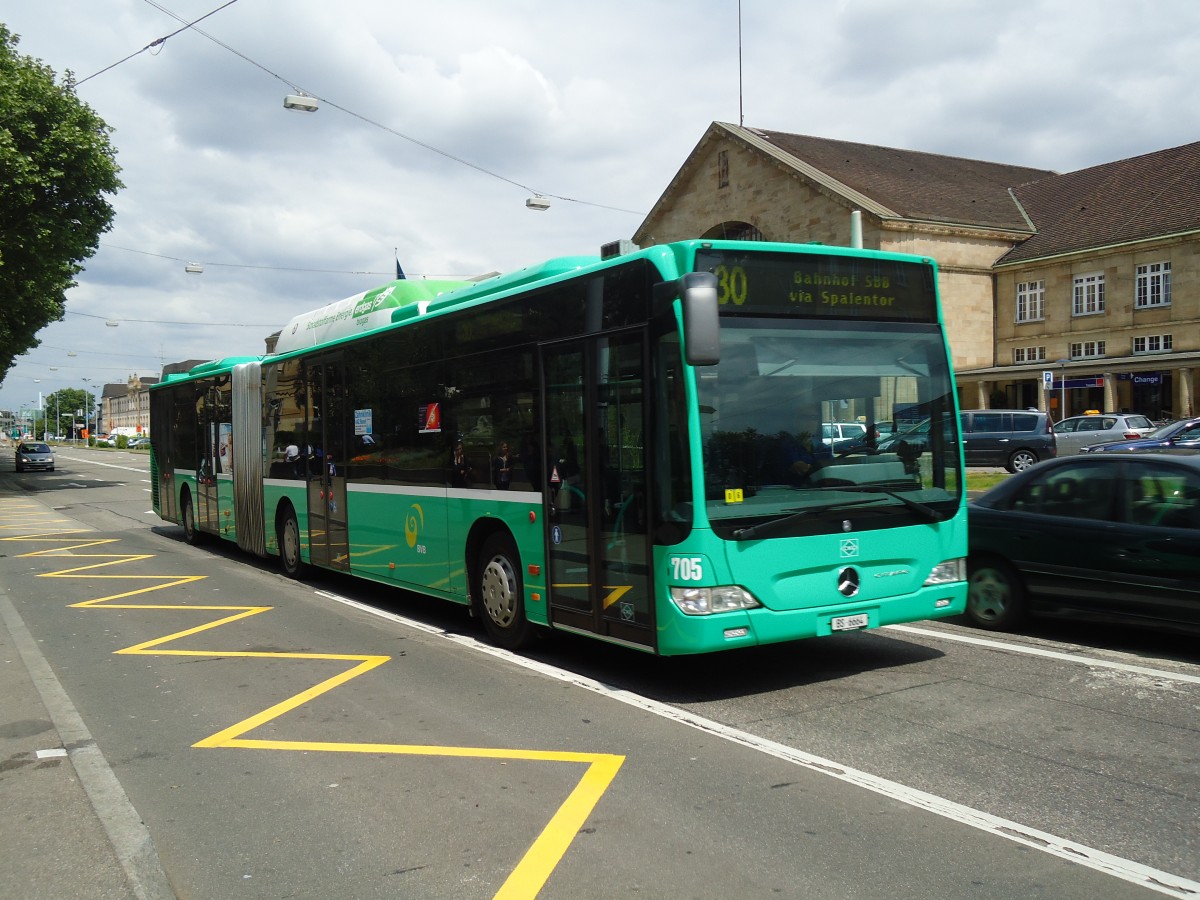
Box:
[20,443,51,453]
[1147,420,1192,439]
[697,319,961,537]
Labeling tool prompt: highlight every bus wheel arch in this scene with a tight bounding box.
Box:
[470,525,536,651]
[275,500,307,579]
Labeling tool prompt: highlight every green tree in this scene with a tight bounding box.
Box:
[44,386,92,437]
[0,25,122,384]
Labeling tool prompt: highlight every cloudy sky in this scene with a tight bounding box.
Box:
[4,0,1198,415]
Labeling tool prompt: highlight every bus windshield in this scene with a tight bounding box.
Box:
[696,318,961,536]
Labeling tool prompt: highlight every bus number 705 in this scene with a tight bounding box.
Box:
[671,556,705,581]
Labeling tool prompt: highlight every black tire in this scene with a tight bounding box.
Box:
[475,532,536,651]
[180,490,203,545]
[1006,449,1038,473]
[966,556,1027,630]
[277,505,307,579]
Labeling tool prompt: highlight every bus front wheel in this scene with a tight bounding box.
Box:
[278,506,307,579]
[476,533,535,651]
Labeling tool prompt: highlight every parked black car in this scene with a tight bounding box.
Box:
[1079,416,1200,453]
[967,452,1200,633]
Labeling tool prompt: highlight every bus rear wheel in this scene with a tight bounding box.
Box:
[277,505,307,579]
[181,490,203,545]
[476,533,535,651]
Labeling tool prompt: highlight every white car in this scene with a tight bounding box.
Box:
[820,422,867,446]
[1051,414,1156,455]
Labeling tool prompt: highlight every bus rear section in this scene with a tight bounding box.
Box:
[653,243,967,655]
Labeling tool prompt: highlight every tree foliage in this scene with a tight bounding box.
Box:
[0,24,122,385]
[43,386,93,436]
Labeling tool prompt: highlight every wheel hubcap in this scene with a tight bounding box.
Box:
[283,520,299,566]
[481,556,517,628]
[968,569,1010,622]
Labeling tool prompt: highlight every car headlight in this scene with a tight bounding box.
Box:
[669,585,762,615]
[924,558,966,585]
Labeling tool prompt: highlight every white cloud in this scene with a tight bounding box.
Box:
[4,0,1199,410]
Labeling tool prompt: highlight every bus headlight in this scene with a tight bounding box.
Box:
[923,558,966,585]
[670,585,761,615]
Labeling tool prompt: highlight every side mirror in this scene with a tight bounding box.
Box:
[679,271,720,366]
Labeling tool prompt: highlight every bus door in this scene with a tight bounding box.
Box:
[195,384,223,535]
[542,335,654,649]
[304,355,350,571]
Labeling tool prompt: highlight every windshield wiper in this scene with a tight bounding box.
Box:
[823,485,947,522]
[730,497,889,541]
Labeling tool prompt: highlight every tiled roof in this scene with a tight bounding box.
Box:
[997,141,1200,264]
[741,126,1055,232]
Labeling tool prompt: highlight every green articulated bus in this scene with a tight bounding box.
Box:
[150,239,967,655]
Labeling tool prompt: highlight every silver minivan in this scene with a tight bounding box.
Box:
[1051,413,1156,455]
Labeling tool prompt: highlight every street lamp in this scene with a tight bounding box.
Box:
[283,92,318,112]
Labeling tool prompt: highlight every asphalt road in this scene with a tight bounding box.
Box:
[2,445,1197,899]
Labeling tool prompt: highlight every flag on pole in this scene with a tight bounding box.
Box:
[395,248,406,280]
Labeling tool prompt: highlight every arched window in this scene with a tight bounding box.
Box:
[702,221,764,241]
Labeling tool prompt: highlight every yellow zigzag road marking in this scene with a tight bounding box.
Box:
[5,512,623,900]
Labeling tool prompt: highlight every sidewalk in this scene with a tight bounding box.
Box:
[0,488,173,899]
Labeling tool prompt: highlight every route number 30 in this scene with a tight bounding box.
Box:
[670,556,705,581]
[713,265,748,306]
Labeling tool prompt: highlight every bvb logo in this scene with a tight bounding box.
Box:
[405,503,424,548]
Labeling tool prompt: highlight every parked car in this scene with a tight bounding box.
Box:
[959,409,1057,472]
[1080,416,1200,454]
[1051,413,1156,455]
[820,422,867,446]
[15,441,55,472]
[967,452,1200,633]
[93,434,115,447]
[877,409,1056,473]
[127,437,151,450]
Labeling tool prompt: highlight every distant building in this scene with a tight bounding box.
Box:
[99,361,206,437]
[100,375,157,436]
[634,122,1200,420]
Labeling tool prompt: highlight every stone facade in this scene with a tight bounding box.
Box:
[974,236,1200,420]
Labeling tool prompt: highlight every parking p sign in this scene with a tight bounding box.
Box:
[1043,370,1054,386]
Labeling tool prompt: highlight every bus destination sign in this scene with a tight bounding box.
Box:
[694,249,938,322]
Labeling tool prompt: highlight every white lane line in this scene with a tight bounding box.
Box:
[55,454,147,475]
[315,589,1200,898]
[886,624,1200,685]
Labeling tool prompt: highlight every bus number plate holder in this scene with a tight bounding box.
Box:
[831,613,869,632]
